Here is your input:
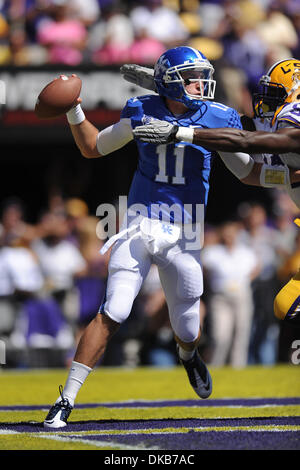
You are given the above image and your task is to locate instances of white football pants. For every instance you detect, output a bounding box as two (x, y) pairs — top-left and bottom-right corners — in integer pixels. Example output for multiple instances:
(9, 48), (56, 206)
(100, 218), (203, 344)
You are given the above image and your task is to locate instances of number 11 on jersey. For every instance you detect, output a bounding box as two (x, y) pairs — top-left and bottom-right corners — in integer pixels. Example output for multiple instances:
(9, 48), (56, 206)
(155, 144), (186, 185)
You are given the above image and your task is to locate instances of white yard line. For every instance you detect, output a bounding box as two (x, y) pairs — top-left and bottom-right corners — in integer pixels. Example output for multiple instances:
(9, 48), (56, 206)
(36, 433), (160, 450)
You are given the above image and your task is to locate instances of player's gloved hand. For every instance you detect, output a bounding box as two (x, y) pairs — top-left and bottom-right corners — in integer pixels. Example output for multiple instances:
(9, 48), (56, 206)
(133, 120), (179, 144)
(120, 64), (156, 92)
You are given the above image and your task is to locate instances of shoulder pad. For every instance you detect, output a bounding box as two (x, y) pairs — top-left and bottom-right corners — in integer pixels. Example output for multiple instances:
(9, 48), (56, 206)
(273, 102), (300, 128)
(207, 101), (242, 128)
(208, 101), (231, 116)
(128, 93), (159, 105)
(121, 94), (163, 121)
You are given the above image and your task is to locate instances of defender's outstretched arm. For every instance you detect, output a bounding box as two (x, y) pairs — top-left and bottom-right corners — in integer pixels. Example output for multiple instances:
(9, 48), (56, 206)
(132, 118), (300, 153)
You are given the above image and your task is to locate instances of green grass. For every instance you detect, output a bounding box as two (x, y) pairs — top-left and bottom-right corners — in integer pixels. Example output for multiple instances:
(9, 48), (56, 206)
(0, 364), (299, 450)
(0, 364), (299, 405)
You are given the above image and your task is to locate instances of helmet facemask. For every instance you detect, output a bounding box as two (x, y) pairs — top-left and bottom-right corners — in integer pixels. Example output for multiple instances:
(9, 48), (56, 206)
(155, 57), (216, 110)
(290, 70), (300, 100)
(252, 75), (288, 119)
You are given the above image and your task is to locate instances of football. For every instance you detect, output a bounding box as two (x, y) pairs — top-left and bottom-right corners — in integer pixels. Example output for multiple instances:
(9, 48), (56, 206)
(35, 75), (82, 119)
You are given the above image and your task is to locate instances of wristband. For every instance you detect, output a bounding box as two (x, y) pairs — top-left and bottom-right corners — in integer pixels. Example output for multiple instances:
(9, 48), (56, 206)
(259, 164), (290, 187)
(175, 127), (194, 143)
(66, 104), (85, 125)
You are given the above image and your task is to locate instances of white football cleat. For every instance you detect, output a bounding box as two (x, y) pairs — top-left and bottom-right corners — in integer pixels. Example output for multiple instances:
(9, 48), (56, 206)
(44, 386), (73, 428)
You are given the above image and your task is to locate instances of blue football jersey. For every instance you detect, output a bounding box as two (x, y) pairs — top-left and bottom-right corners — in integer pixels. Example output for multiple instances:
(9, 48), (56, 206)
(121, 94), (242, 223)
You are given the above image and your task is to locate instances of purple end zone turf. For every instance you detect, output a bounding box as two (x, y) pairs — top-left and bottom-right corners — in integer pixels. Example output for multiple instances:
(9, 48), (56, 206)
(66, 431), (300, 450)
(1, 416), (300, 433)
(0, 397), (299, 411)
(1, 397), (299, 450)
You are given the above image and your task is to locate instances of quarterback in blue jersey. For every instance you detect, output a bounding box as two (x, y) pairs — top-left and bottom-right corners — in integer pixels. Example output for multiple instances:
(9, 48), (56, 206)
(123, 93), (241, 224)
(44, 46), (243, 428)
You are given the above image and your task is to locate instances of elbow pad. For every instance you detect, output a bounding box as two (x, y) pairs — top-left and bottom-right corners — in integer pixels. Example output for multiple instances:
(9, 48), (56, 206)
(259, 164), (290, 188)
(96, 118), (133, 155)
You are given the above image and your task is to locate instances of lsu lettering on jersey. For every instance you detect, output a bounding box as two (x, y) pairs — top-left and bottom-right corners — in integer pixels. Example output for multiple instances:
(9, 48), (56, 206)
(121, 94), (242, 223)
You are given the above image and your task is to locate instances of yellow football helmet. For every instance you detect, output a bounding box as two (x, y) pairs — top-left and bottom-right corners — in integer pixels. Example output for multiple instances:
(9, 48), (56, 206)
(253, 58), (300, 119)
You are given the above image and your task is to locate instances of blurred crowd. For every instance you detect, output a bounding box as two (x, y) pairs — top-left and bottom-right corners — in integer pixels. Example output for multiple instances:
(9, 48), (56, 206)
(0, 194), (109, 366)
(0, 0), (299, 369)
(0, 189), (299, 369)
(0, 0), (300, 98)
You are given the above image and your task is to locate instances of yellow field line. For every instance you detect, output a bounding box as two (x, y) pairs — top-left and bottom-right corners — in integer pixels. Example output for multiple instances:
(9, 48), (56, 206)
(62, 425), (300, 434)
(0, 424), (297, 437)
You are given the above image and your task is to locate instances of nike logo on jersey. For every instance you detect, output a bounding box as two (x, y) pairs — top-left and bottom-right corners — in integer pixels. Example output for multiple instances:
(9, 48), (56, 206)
(141, 115), (155, 125)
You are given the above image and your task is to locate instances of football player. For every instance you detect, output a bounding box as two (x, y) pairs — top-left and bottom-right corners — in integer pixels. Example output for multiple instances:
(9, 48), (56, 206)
(125, 60), (300, 209)
(274, 217), (300, 326)
(44, 46), (246, 428)
(274, 268), (300, 326)
(124, 60), (300, 327)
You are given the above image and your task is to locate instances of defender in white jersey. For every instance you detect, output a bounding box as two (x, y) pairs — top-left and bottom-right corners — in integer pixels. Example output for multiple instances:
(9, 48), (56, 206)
(124, 59), (300, 327)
